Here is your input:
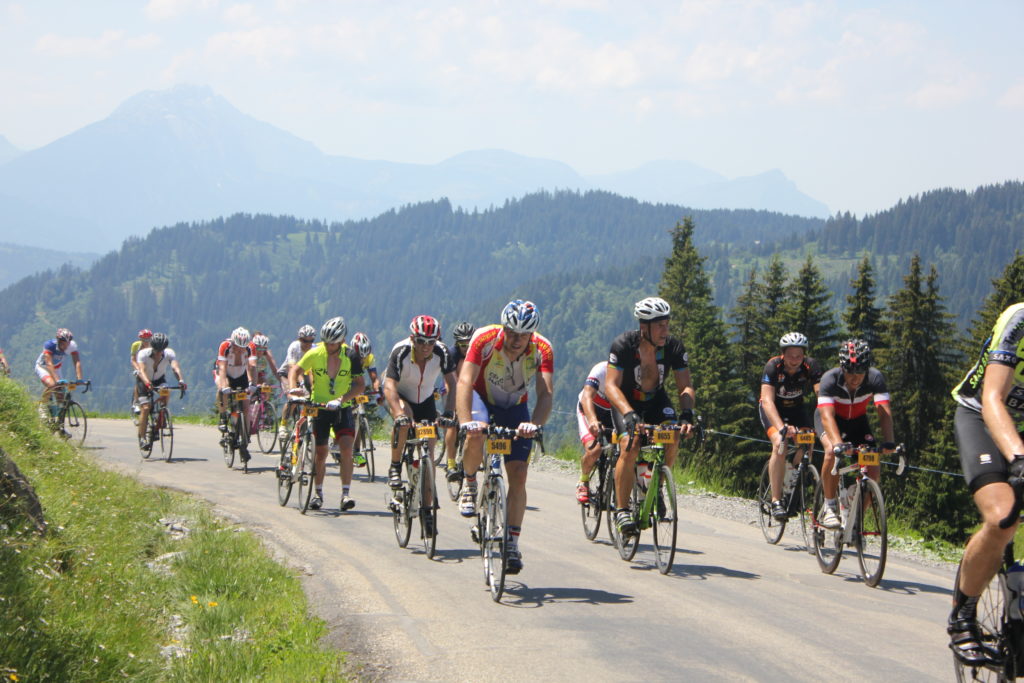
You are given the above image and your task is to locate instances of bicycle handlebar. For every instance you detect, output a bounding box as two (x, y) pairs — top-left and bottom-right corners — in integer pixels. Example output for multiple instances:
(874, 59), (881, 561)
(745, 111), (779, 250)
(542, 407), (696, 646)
(58, 379), (91, 394)
(830, 443), (906, 477)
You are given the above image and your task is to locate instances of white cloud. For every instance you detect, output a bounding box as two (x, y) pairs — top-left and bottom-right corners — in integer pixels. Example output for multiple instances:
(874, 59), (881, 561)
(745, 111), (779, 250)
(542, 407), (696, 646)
(997, 81), (1024, 110)
(6, 2), (27, 24)
(206, 26), (296, 61)
(907, 81), (973, 108)
(223, 3), (259, 26)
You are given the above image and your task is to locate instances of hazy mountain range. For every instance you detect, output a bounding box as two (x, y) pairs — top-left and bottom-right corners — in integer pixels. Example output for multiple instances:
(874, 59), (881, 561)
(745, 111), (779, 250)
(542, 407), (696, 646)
(0, 85), (829, 253)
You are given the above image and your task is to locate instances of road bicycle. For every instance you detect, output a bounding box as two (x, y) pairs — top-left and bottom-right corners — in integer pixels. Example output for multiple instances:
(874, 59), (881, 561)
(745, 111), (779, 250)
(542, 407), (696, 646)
(812, 443), (906, 587)
(388, 420), (440, 559)
(352, 392), (377, 482)
(437, 417), (466, 501)
(951, 473), (1024, 682)
(248, 383), (279, 454)
(220, 388), (251, 472)
(468, 424), (543, 602)
(276, 398), (331, 513)
(756, 427), (819, 547)
(608, 423), (679, 575)
(139, 385), (185, 462)
(38, 379), (91, 446)
(580, 429), (618, 541)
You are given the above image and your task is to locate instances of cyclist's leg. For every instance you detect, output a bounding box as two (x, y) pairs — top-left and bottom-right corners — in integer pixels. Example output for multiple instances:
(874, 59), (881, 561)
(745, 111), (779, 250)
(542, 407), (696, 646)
(610, 406), (640, 517)
(335, 408), (356, 506)
(459, 393), (489, 515)
(311, 413), (332, 492)
(137, 379), (153, 441)
(576, 402), (602, 480)
(814, 408), (842, 499)
(410, 398), (438, 504)
(444, 418), (458, 470)
(760, 402), (788, 501)
(390, 398), (413, 468)
(650, 391), (679, 468)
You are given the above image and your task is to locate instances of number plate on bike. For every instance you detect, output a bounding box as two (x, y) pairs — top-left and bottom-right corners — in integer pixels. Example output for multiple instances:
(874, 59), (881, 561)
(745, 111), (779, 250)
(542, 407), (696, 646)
(488, 438), (512, 455)
(356, 394), (369, 404)
(653, 429), (675, 444)
(416, 425), (437, 439)
(261, 386), (272, 395)
(303, 406), (318, 417)
(858, 450), (880, 466)
(234, 391), (248, 402)
(796, 432), (815, 445)
(158, 387), (170, 398)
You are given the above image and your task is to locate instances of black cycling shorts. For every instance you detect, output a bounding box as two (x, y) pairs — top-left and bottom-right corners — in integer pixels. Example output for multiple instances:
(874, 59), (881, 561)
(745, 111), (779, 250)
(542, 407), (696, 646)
(313, 406), (355, 446)
(759, 402), (813, 435)
(813, 410), (874, 447)
(611, 389), (677, 435)
(956, 404), (1024, 494)
(401, 394), (437, 423)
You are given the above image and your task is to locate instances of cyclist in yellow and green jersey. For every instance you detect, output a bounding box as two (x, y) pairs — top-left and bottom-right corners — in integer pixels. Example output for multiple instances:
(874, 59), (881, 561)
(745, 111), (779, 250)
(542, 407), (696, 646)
(349, 332), (380, 467)
(130, 329), (153, 415)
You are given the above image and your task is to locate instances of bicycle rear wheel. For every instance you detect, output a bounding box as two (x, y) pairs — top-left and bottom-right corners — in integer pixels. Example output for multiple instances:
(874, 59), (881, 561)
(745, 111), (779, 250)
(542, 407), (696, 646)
(236, 412), (249, 473)
(855, 478), (888, 587)
(63, 401), (87, 446)
(256, 401), (278, 453)
(797, 464), (820, 552)
(757, 460), (785, 544)
(811, 478), (842, 574)
(446, 437), (465, 501)
(952, 553), (1012, 682)
(277, 437), (296, 506)
(159, 409), (174, 462)
(652, 465), (678, 575)
(581, 457), (605, 541)
(298, 436), (317, 514)
(608, 481), (639, 562)
(393, 481), (413, 548)
(483, 480), (508, 602)
(362, 417), (376, 483)
(420, 458), (438, 559)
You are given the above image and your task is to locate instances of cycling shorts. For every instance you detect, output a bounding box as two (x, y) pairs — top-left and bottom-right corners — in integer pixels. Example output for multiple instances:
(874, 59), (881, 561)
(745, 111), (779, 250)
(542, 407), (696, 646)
(813, 410), (874, 447)
(576, 401), (614, 446)
(759, 402), (813, 436)
(402, 394), (437, 424)
(313, 407), (354, 446)
(471, 391), (533, 463)
(36, 364), (66, 382)
(136, 375), (167, 405)
(611, 388), (677, 436)
(956, 404), (1023, 494)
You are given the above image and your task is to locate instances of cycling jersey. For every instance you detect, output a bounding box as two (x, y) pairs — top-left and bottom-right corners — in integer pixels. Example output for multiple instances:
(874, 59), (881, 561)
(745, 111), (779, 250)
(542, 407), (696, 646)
(280, 340), (317, 371)
(607, 330), (688, 404)
(761, 356), (823, 409)
(130, 340), (143, 360)
(136, 347), (177, 381)
(385, 339), (455, 404)
(465, 324), (554, 409)
(816, 367), (890, 420)
(36, 339), (79, 369)
(296, 344), (362, 403)
(216, 340), (251, 379)
(954, 302), (1024, 420)
(578, 361), (612, 410)
(361, 352), (377, 374)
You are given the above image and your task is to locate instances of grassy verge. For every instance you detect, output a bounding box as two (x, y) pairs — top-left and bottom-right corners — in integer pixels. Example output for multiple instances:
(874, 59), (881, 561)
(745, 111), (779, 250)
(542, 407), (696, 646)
(0, 378), (344, 681)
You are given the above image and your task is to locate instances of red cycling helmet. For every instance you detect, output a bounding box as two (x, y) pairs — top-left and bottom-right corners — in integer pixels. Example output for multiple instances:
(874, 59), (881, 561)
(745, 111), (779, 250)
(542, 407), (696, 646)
(138, 329), (153, 339)
(56, 328), (73, 342)
(409, 315), (441, 340)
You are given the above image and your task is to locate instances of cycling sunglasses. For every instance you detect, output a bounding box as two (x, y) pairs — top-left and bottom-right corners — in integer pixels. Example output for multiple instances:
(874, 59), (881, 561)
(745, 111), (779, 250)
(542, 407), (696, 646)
(413, 336), (437, 345)
(299, 337), (315, 343)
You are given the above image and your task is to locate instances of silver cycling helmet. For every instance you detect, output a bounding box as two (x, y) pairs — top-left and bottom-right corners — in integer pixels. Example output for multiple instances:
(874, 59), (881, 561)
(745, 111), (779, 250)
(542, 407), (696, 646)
(320, 317), (347, 343)
(297, 324), (316, 340)
(634, 297), (671, 321)
(779, 332), (809, 349)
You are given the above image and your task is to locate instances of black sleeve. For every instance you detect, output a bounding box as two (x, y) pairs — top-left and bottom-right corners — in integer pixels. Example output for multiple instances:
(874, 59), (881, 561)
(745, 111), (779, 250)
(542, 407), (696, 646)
(385, 346), (403, 381)
(437, 342), (456, 374)
(608, 333), (629, 369)
(666, 337), (689, 370)
(807, 357), (824, 383)
(347, 347), (363, 376)
(761, 358), (779, 385)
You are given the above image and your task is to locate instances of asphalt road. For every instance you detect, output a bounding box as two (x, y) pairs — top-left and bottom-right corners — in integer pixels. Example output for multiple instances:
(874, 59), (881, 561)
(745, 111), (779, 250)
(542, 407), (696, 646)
(85, 419), (955, 681)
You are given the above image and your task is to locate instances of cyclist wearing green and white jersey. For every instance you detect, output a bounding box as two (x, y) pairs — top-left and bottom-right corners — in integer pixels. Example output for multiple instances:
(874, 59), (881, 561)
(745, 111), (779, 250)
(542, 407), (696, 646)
(948, 302), (1024, 666)
(287, 317), (364, 512)
(247, 332), (280, 385)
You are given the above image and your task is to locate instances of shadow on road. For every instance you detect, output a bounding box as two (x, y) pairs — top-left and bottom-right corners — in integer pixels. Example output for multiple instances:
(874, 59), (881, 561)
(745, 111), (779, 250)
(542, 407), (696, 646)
(846, 575), (952, 596)
(425, 547), (479, 563)
(152, 457), (208, 464)
(629, 562), (760, 581)
(501, 583), (635, 608)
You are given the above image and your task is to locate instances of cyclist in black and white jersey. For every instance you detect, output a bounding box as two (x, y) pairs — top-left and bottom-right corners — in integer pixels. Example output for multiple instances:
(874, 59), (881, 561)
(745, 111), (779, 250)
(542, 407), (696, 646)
(443, 321), (475, 480)
(575, 360), (615, 503)
(384, 315), (457, 489)
(759, 332), (823, 520)
(136, 333), (186, 452)
(605, 297), (695, 536)
(947, 302), (1024, 666)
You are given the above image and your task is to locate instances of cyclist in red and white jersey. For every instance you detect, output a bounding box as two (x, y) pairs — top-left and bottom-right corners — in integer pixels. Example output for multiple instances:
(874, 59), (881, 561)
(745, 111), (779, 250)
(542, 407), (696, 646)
(248, 332), (280, 385)
(457, 300), (553, 575)
(384, 316), (457, 489)
(814, 339), (896, 529)
(575, 360), (615, 503)
(214, 327), (257, 461)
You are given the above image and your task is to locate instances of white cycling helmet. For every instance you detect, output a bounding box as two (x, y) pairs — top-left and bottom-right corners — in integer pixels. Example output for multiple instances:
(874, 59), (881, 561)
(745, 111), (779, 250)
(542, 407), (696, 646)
(779, 332), (809, 349)
(634, 297), (671, 321)
(320, 317), (347, 343)
(500, 300), (540, 333)
(297, 324), (316, 339)
(352, 332), (371, 357)
(251, 333), (270, 350)
(231, 327), (250, 347)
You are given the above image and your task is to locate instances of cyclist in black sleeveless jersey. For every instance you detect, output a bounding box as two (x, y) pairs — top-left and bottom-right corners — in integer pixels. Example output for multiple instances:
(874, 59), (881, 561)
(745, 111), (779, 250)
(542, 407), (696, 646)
(759, 332), (823, 520)
(605, 297), (695, 536)
(947, 302), (1024, 666)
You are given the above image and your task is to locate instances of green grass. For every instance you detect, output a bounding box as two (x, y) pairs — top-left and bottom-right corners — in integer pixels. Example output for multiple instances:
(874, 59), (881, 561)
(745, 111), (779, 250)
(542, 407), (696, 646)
(0, 378), (344, 681)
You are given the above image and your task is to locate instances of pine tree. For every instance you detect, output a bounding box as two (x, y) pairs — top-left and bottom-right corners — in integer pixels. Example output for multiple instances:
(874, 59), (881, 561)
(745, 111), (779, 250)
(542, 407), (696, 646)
(843, 253), (883, 348)
(729, 265), (767, 396)
(660, 217), (760, 493)
(779, 253), (839, 359)
(760, 254), (790, 353)
(966, 250), (1024, 347)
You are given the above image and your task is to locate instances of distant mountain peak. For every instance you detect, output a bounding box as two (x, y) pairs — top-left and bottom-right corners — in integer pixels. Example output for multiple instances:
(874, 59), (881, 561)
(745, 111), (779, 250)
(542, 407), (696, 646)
(110, 84), (238, 124)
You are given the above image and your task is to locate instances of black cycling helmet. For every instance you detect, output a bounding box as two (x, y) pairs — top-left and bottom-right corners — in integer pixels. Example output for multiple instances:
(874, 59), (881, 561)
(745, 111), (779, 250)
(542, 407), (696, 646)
(151, 333), (169, 351)
(453, 321), (475, 342)
(838, 338), (872, 373)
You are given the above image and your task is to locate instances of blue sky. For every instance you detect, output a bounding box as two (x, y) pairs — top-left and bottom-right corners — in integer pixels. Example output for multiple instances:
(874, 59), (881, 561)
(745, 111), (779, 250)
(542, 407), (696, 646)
(2, 0), (1021, 216)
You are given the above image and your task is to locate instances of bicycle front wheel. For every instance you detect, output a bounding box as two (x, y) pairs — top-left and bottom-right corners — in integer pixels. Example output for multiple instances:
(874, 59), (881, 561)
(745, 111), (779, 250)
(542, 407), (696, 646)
(952, 555), (1010, 682)
(855, 478), (888, 587)
(393, 483), (413, 548)
(256, 402), (278, 453)
(420, 458), (438, 559)
(608, 481), (639, 562)
(139, 416), (154, 459)
(277, 437), (296, 506)
(236, 412), (249, 473)
(298, 436), (317, 514)
(757, 460), (785, 544)
(581, 458), (605, 541)
(811, 478), (842, 574)
(160, 409), (174, 462)
(797, 464), (820, 552)
(362, 417), (376, 483)
(652, 465), (678, 575)
(63, 401), (88, 446)
(483, 480), (508, 602)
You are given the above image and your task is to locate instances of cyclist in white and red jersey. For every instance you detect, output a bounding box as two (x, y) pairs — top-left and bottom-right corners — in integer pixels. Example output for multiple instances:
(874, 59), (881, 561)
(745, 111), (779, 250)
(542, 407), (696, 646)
(575, 360), (615, 503)
(214, 327), (257, 461)
(384, 316), (457, 490)
(248, 332), (280, 385)
(443, 321), (475, 479)
(136, 333), (186, 451)
(36, 328), (83, 391)
(814, 339), (896, 529)
(277, 324), (317, 440)
(457, 300), (553, 575)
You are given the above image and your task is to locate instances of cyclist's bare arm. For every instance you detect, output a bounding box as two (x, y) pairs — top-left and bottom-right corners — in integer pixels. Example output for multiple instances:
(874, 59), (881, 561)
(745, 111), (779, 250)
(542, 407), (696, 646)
(170, 359), (184, 384)
(367, 368), (381, 394)
(759, 383), (787, 435)
(818, 403), (843, 447)
(581, 385), (602, 438)
(265, 350), (280, 379)
(341, 375), (365, 404)
(982, 363), (1024, 463)
(674, 367), (695, 436)
(286, 365), (306, 394)
(71, 351), (82, 380)
(442, 370), (457, 413)
(456, 360), (482, 427)
(530, 369), (554, 428)
(604, 364), (631, 417)
(383, 377), (404, 418)
(875, 400), (896, 448)
(216, 360), (230, 390)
